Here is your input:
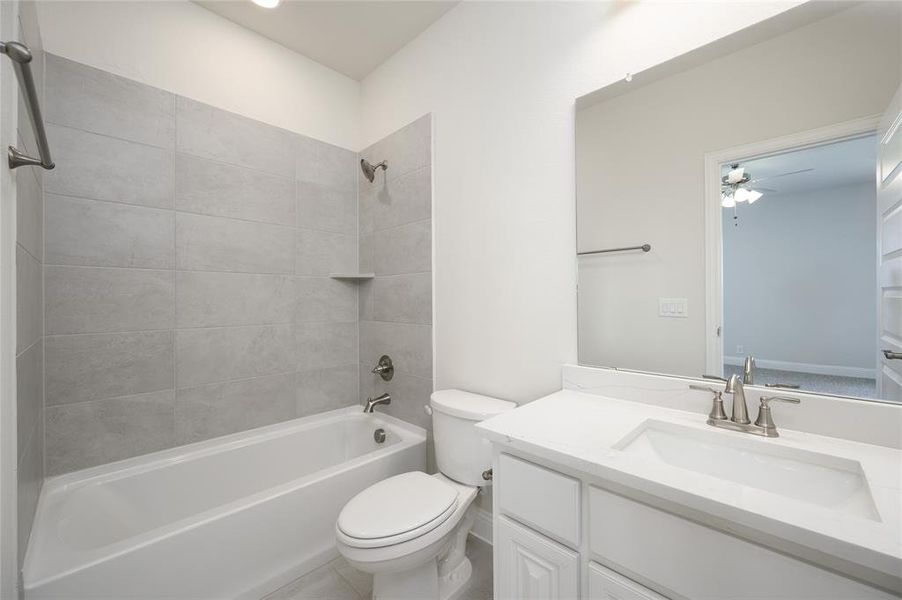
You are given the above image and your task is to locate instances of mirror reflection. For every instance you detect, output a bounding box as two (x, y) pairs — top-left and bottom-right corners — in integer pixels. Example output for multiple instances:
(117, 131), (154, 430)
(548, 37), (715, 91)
(576, 2), (901, 403)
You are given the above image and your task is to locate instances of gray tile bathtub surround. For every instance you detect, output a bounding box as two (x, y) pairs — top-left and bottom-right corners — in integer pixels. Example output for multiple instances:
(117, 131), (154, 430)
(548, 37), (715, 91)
(175, 373), (296, 444)
(45, 331), (174, 406)
(296, 228), (357, 275)
(175, 324), (296, 388)
(297, 364), (359, 417)
(297, 181), (356, 234)
(45, 391), (177, 475)
(359, 166), (431, 233)
(45, 266), (174, 335)
(16, 245), (41, 354)
(45, 54), (176, 148)
(16, 166), (42, 261)
(372, 273), (432, 325)
(296, 322), (358, 371)
(295, 135), (358, 192)
(295, 277), (357, 323)
(175, 153), (295, 226)
(358, 115), (433, 433)
(45, 194), (174, 268)
(16, 340), (43, 461)
(45, 124), (175, 209)
(176, 271), (295, 328)
(176, 212), (295, 274)
(176, 96), (294, 177)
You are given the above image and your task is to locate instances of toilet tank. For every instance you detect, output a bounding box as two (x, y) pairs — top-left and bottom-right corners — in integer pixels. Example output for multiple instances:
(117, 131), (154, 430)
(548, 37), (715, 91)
(430, 390), (516, 486)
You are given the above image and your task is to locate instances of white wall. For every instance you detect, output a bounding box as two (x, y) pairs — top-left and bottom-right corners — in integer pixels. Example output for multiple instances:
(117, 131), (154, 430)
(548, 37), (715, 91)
(576, 3), (900, 378)
(35, 0), (360, 149)
(360, 1), (800, 403)
(723, 181), (877, 374)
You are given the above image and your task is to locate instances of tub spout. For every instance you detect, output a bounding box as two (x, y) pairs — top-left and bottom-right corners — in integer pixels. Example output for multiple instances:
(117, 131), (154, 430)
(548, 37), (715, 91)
(363, 393), (391, 413)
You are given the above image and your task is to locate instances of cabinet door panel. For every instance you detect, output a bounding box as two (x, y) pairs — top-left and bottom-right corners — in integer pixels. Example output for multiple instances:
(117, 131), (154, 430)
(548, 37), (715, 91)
(497, 516), (579, 600)
(587, 562), (667, 600)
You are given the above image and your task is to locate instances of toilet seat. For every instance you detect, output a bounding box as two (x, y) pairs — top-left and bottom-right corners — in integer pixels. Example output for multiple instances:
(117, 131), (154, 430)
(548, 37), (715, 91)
(337, 472), (459, 549)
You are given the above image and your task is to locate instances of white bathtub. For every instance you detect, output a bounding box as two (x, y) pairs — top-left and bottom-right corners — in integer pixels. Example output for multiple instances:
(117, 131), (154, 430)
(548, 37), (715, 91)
(23, 407), (426, 599)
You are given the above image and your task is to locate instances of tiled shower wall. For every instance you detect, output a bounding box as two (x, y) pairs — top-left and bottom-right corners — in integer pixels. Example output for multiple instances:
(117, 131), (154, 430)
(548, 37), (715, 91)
(42, 55), (361, 475)
(15, 1), (45, 567)
(358, 117), (434, 454)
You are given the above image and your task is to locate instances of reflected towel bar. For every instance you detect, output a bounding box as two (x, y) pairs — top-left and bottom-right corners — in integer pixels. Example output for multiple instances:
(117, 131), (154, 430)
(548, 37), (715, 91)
(1, 41), (54, 170)
(578, 243), (651, 256)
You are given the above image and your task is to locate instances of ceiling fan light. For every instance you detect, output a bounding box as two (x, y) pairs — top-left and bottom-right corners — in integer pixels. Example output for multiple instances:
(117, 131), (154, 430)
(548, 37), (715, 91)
(746, 189), (763, 204)
(734, 188), (752, 203)
(251, 0), (280, 8)
(721, 193), (736, 208)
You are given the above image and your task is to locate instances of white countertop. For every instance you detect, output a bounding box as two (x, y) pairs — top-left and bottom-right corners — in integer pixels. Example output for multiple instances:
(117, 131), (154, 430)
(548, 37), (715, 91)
(476, 389), (902, 589)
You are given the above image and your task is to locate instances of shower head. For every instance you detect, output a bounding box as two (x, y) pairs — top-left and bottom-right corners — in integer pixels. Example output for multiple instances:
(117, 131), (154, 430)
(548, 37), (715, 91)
(360, 159), (388, 183)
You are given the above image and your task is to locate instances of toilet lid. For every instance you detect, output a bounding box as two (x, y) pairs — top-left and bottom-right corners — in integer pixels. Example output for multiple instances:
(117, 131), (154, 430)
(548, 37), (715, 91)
(337, 472), (458, 543)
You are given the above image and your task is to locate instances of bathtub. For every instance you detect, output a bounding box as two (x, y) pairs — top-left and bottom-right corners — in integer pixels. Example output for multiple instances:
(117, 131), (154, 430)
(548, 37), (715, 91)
(23, 406), (426, 599)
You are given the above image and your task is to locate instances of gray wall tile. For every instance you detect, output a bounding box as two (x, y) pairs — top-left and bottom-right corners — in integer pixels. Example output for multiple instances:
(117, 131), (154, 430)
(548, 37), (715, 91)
(358, 280), (374, 321)
(373, 220), (431, 275)
(16, 166), (42, 261)
(296, 322), (357, 370)
(175, 373), (296, 444)
(17, 418), (43, 566)
(16, 245), (41, 354)
(372, 273), (432, 324)
(297, 181), (356, 234)
(45, 54), (176, 148)
(358, 234), (373, 274)
(295, 277), (357, 323)
(359, 166), (431, 233)
(45, 124), (175, 209)
(360, 369), (433, 431)
(45, 194), (174, 268)
(176, 271), (294, 328)
(296, 229), (356, 275)
(16, 339), (43, 461)
(176, 324), (295, 388)
(359, 114), (430, 185)
(45, 391), (176, 475)
(176, 153), (295, 226)
(176, 212), (295, 274)
(360, 321), (432, 380)
(45, 331), (173, 405)
(45, 266), (174, 335)
(176, 97), (294, 177)
(295, 135), (357, 191)
(297, 364), (358, 417)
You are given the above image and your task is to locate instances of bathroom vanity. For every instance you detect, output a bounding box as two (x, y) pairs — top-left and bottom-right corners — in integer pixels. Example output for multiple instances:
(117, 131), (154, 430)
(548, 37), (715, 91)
(477, 366), (902, 600)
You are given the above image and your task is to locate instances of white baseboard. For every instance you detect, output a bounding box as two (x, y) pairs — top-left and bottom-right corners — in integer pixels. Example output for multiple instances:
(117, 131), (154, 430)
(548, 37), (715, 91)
(723, 356), (875, 379)
(469, 507), (493, 545)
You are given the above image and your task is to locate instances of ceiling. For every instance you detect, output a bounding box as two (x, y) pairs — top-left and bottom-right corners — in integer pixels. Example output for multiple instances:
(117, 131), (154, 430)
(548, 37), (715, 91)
(196, 0), (458, 80)
(723, 134), (877, 196)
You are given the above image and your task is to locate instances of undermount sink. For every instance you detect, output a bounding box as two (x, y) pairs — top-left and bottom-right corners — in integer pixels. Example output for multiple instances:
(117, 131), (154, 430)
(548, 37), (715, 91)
(614, 420), (881, 521)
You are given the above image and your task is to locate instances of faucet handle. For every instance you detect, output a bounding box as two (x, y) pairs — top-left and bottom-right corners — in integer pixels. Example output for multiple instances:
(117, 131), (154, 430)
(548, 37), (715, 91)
(754, 395), (800, 434)
(690, 384), (728, 421)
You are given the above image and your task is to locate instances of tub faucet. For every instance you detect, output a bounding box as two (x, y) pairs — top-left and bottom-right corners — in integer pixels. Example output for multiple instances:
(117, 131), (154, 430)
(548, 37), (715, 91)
(363, 393), (391, 413)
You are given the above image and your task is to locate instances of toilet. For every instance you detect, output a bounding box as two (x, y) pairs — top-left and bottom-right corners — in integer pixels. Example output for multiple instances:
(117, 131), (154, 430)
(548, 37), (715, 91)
(335, 390), (515, 600)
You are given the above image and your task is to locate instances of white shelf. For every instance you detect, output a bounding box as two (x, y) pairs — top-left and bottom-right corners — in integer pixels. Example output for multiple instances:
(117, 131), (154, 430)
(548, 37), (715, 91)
(329, 273), (375, 280)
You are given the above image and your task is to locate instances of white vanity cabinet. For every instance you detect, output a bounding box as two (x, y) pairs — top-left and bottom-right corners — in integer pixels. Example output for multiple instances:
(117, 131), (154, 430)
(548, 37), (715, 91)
(492, 451), (897, 600)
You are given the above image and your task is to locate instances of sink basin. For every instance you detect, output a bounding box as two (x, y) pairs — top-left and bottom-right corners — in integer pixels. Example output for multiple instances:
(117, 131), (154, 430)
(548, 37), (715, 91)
(614, 420), (881, 521)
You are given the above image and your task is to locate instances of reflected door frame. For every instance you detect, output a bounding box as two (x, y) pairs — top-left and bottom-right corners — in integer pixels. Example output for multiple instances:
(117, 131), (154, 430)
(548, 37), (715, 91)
(702, 115), (881, 376)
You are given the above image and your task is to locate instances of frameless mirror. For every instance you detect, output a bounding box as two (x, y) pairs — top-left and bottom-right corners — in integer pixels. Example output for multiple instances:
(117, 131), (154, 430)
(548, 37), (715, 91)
(575, 2), (902, 403)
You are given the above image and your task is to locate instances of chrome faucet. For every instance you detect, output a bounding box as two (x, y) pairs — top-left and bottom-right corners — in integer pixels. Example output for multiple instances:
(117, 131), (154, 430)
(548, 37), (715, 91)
(695, 374), (799, 437)
(742, 355), (755, 385)
(363, 393), (391, 413)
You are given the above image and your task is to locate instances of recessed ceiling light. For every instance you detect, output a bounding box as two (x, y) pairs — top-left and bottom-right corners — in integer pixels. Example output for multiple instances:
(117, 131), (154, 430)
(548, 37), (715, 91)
(252, 0), (280, 8)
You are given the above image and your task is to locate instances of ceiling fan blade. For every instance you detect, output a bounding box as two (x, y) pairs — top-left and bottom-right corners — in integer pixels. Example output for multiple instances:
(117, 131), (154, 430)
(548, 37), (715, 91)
(755, 187), (778, 193)
(749, 168), (814, 183)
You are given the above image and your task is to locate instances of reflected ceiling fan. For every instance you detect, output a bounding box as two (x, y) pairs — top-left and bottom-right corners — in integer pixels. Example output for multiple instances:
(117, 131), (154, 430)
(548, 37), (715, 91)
(721, 163), (814, 225)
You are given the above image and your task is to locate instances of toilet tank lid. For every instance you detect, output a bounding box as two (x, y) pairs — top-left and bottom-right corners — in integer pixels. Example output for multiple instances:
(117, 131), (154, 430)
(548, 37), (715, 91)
(430, 389), (517, 420)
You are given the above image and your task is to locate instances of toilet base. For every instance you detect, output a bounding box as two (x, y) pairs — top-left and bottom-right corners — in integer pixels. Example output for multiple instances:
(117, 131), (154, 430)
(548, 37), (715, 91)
(371, 510), (475, 600)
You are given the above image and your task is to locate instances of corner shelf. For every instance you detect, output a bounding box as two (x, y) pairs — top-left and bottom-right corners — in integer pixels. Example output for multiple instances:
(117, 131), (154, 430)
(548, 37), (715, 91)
(329, 273), (375, 281)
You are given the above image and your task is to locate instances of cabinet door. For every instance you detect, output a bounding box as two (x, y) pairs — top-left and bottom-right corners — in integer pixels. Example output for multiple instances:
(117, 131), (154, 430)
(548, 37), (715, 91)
(496, 516), (579, 600)
(587, 563), (667, 600)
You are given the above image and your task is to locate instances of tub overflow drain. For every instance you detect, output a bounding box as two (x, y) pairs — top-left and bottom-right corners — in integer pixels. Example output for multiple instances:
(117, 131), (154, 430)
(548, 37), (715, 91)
(374, 428), (386, 444)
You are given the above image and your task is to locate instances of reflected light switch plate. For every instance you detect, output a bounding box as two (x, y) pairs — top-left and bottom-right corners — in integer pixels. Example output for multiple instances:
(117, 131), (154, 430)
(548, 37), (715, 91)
(659, 297), (688, 318)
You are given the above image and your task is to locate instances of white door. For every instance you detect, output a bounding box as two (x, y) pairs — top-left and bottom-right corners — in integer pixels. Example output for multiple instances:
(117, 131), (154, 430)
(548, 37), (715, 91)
(877, 83), (902, 402)
(496, 516), (579, 600)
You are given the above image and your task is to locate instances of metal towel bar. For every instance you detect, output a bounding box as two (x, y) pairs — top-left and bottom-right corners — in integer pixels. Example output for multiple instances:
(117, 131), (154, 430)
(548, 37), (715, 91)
(578, 243), (651, 256)
(1, 41), (54, 170)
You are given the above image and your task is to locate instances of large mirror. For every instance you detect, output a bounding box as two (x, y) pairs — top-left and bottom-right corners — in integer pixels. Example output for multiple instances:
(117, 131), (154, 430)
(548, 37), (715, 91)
(576, 2), (902, 403)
